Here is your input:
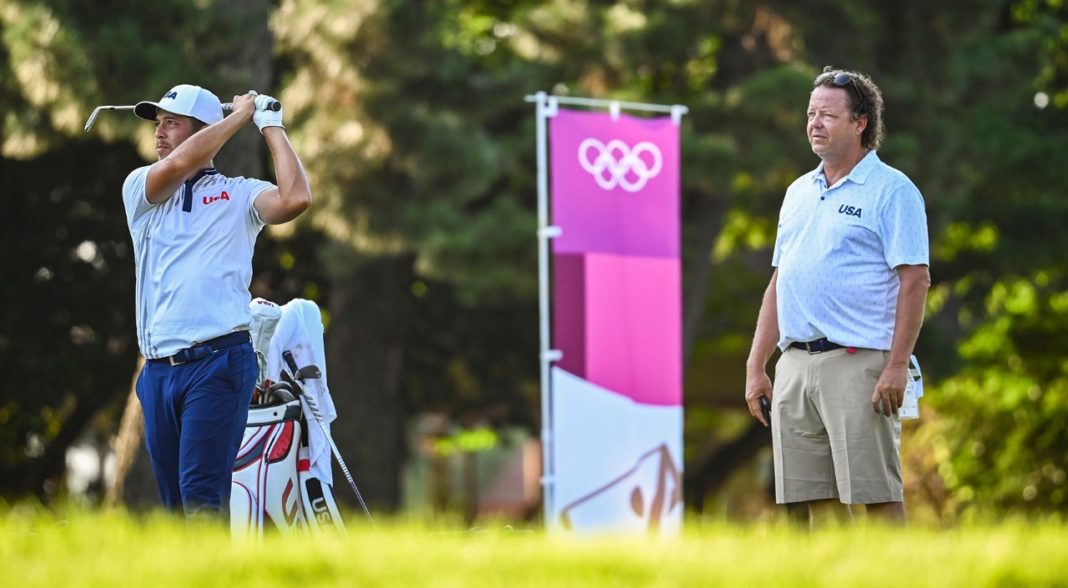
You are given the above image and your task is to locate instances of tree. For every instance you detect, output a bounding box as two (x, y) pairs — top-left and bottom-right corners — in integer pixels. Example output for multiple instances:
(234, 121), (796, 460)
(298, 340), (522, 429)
(0, 140), (141, 498)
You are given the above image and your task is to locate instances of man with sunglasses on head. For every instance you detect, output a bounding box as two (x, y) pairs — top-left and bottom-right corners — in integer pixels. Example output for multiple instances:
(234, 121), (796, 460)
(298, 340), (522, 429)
(744, 67), (930, 526)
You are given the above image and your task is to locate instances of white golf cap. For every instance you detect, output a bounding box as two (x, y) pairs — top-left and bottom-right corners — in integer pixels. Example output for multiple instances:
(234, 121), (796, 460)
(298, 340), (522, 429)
(134, 84), (223, 125)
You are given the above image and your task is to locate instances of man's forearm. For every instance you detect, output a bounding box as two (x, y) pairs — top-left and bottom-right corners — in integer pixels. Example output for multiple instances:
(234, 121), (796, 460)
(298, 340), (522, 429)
(887, 265), (931, 367)
(147, 115), (247, 202)
(266, 130), (311, 202)
(747, 270), (780, 371)
(256, 128), (312, 224)
(167, 115), (246, 173)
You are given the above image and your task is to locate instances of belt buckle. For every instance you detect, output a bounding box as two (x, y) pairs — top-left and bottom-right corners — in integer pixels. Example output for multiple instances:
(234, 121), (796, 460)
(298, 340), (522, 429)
(805, 341), (821, 354)
(168, 355), (184, 366)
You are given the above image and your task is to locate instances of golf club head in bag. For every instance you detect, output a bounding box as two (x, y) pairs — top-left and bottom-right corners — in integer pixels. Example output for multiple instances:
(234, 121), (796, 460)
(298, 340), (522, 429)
(265, 381), (297, 405)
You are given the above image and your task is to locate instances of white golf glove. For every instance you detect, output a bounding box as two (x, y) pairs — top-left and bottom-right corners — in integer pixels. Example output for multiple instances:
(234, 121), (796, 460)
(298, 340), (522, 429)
(252, 94), (284, 133)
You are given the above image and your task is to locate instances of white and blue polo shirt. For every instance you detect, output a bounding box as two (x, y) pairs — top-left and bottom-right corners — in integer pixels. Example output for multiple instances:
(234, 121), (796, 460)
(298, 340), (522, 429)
(123, 166), (273, 359)
(772, 151), (929, 351)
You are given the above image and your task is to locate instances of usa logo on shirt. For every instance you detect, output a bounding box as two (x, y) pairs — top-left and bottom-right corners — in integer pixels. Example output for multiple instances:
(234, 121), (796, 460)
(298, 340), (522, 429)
(838, 204), (862, 218)
(203, 191), (230, 205)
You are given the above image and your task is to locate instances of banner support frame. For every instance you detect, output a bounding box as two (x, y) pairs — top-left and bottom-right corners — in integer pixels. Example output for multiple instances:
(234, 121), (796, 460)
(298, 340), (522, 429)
(526, 91), (688, 530)
(531, 91), (558, 523)
(526, 94), (689, 123)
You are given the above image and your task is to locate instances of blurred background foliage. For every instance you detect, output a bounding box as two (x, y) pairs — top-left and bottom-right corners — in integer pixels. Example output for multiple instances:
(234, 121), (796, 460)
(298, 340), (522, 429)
(1, 0), (1066, 521)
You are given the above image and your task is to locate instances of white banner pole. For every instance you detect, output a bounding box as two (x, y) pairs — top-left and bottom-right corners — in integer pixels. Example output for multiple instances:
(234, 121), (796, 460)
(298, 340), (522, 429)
(532, 91), (558, 525)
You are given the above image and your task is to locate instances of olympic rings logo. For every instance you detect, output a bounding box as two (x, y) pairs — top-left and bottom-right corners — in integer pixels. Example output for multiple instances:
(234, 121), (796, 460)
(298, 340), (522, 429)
(577, 138), (663, 193)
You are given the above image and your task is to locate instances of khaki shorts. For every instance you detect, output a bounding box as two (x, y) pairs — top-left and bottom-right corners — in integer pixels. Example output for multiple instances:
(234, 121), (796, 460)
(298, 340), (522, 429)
(771, 347), (903, 505)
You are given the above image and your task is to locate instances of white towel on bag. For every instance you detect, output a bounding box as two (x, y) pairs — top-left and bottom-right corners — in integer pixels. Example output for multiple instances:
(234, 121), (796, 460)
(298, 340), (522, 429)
(266, 298), (337, 484)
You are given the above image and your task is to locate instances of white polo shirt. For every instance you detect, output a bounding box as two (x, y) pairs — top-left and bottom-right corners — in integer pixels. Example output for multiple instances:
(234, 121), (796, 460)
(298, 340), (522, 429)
(123, 166), (273, 358)
(772, 151), (929, 351)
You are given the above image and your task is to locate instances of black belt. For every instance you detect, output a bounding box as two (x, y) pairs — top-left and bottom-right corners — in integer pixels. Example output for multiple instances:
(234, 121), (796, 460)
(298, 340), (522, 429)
(148, 331), (250, 366)
(789, 338), (845, 353)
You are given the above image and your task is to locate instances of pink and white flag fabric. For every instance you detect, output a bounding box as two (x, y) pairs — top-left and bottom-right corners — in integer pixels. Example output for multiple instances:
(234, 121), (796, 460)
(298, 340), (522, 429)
(549, 108), (682, 534)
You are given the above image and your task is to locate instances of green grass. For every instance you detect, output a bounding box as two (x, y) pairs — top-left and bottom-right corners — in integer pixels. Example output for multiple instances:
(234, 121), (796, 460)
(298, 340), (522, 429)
(2, 507), (1067, 587)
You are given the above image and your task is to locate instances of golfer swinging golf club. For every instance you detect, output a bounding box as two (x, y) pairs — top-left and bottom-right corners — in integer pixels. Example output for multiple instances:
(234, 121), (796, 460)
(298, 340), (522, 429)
(122, 84), (311, 517)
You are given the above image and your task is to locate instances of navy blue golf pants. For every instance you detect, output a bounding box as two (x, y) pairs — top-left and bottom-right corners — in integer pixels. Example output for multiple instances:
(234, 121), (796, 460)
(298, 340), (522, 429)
(136, 343), (256, 516)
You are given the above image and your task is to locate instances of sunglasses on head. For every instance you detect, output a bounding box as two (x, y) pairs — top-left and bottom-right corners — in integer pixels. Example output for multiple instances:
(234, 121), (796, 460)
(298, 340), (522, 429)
(817, 71), (868, 113)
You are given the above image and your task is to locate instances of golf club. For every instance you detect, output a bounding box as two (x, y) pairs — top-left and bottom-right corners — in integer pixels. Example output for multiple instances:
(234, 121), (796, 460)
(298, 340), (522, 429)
(83, 98), (281, 132)
(265, 381), (296, 405)
(281, 350), (374, 523)
(290, 363), (322, 381)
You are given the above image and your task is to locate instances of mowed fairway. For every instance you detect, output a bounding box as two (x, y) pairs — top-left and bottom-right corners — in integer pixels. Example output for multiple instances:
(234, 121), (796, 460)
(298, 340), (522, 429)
(2, 508), (1067, 587)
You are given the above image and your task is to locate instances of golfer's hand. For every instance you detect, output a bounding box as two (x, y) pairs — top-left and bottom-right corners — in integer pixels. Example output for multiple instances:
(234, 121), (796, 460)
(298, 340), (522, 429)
(745, 369), (773, 427)
(230, 92), (257, 121)
(253, 94), (284, 133)
(872, 363), (907, 416)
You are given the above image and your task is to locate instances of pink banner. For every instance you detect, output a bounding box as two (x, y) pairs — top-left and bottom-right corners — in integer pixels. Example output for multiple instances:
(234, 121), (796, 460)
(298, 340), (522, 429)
(551, 110), (679, 259)
(550, 109), (681, 407)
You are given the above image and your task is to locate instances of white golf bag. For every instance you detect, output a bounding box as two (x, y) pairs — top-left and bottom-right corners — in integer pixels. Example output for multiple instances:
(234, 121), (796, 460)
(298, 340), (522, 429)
(230, 297), (346, 538)
(231, 399), (305, 535)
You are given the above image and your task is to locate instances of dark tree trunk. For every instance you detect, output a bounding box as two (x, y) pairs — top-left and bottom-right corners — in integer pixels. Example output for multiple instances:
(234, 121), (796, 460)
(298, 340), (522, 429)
(324, 254), (415, 511)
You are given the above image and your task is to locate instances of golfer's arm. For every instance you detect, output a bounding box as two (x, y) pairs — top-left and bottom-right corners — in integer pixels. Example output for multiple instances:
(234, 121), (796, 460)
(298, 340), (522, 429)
(145, 115), (247, 204)
(254, 128), (312, 225)
(886, 264), (931, 368)
(747, 269), (781, 372)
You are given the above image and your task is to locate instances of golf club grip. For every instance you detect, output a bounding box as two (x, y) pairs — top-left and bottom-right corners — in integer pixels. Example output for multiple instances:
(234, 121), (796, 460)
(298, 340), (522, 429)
(221, 99), (281, 112)
(282, 350), (299, 373)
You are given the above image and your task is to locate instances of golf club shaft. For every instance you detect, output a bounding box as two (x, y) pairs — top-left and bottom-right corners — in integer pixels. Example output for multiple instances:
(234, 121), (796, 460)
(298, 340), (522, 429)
(282, 350), (374, 522)
(300, 393), (374, 522)
(84, 97), (280, 132)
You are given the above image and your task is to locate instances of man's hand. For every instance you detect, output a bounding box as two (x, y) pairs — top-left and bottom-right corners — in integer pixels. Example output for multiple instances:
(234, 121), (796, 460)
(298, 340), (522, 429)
(230, 92), (257, 122)
(874, 264), (929, 417)
(872, 362), (908, 416)
(745, 368), (773, 427)
(253, 94), (284, 133)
